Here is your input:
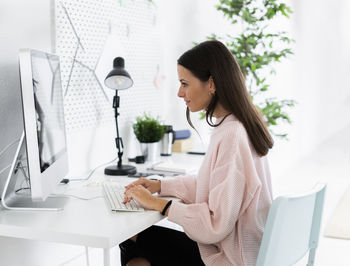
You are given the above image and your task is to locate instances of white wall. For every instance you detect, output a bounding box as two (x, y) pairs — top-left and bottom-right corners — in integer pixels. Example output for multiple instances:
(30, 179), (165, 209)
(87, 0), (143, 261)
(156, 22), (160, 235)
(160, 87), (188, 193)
(268, 0), (350, 177)
(294, 0), (350, 149)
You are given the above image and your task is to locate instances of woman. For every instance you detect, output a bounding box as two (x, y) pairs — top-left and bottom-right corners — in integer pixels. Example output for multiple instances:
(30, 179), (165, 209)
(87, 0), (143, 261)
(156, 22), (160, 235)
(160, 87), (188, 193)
(121, 40), (274, 266)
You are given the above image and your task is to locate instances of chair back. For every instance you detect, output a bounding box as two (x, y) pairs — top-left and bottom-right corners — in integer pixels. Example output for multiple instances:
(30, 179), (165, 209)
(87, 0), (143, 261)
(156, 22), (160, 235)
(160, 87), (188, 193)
(256, 183), (326, 266)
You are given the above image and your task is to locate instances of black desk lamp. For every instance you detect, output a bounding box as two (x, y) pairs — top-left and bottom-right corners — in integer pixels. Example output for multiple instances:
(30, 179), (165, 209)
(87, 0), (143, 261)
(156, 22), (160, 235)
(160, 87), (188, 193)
(104, 57), (137, 175)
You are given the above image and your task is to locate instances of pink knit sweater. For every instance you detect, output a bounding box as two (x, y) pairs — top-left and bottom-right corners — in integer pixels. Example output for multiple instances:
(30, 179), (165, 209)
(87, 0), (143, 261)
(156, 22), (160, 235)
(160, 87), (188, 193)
(159, 115), (273, 266)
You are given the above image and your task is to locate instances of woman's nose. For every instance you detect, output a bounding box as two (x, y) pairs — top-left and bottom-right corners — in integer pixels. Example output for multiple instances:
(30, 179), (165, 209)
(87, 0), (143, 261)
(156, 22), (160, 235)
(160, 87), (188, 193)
(177, 87), (185, 98)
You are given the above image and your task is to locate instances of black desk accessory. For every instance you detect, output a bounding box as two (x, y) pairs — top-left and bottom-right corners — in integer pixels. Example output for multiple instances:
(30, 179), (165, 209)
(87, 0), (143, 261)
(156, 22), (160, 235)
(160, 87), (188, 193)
(104, 57), (136, 175)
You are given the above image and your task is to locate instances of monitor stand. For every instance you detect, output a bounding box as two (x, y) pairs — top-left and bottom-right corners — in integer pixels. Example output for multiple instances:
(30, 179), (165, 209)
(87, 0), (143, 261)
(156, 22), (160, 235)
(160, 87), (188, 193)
(1, 132), (67, 211)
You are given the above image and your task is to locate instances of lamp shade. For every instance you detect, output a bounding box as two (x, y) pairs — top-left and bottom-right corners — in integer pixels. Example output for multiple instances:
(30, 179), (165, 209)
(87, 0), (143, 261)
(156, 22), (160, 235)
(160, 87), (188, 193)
(104, 57), (133, 90)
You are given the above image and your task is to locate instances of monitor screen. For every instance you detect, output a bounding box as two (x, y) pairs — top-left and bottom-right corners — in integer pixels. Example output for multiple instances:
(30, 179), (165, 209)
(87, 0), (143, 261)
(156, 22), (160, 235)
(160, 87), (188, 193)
(17, 49), (69, 201)
(31, 53), (66, 172)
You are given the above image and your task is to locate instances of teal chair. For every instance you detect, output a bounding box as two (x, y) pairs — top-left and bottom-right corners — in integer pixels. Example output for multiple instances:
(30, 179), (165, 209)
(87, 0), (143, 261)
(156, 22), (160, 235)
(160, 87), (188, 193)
(256, 183), (327, 266)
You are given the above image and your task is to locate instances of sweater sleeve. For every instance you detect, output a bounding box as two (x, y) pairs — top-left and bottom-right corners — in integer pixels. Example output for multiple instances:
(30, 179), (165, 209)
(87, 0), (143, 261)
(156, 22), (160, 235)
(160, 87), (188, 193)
(167, 127), (257, 244)
(159, 175), (197, 204)
(167, 161), (246, 244)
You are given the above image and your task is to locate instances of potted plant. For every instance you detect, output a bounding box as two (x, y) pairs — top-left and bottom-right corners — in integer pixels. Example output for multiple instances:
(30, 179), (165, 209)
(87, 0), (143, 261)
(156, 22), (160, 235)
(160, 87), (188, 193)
(132, 113), (165, 162)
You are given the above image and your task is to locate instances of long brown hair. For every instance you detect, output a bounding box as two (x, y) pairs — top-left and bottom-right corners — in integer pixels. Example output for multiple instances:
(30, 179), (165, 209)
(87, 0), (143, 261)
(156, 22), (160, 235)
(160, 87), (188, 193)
(177, 40), (273, 156)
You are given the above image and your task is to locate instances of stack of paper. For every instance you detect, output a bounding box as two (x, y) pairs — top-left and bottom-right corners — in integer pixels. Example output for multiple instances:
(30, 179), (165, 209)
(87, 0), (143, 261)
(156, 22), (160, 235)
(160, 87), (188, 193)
(150, 162), (195, 174)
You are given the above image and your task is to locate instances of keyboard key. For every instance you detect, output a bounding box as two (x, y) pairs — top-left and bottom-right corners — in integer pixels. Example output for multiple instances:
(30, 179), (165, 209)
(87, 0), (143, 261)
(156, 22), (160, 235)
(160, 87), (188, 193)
(102, 182), (144, 212)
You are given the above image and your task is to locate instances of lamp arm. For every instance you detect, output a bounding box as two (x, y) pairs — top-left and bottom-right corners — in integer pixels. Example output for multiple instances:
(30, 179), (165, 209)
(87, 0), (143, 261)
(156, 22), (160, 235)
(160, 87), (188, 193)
(113, 90), (123, 168)
(116, 137), (124, 168)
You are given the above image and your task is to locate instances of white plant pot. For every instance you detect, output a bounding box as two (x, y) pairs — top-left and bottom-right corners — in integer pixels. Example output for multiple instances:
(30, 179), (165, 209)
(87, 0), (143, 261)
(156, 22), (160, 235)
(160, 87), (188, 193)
(140, 142), (159, 163)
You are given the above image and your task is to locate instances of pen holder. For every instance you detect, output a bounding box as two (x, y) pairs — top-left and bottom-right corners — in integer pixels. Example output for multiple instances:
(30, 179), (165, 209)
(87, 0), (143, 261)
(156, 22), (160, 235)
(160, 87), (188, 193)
(140, 142), (159, 163)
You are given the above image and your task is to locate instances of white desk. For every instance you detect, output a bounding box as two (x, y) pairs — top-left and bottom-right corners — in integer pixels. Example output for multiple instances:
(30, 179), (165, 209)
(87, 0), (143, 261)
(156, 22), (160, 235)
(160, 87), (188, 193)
(0, 153), (204, 266)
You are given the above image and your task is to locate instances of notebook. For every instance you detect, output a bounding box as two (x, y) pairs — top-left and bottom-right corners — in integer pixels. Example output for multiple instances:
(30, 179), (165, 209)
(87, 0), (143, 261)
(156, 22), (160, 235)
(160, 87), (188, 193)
(149, 162), (195, 174)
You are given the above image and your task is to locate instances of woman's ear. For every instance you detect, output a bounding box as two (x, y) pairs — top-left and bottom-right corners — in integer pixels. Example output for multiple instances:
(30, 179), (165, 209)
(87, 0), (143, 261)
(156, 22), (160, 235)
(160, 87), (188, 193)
(209, 76), (216, 95)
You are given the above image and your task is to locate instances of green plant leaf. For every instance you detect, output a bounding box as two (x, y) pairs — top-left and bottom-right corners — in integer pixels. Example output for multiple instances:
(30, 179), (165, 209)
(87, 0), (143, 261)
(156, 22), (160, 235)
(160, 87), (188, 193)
(132, 113), (165, 143)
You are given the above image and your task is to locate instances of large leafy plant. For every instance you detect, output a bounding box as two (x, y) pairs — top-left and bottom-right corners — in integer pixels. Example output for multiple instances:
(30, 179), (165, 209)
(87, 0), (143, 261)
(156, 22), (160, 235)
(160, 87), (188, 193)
(201, 0), (295, 138)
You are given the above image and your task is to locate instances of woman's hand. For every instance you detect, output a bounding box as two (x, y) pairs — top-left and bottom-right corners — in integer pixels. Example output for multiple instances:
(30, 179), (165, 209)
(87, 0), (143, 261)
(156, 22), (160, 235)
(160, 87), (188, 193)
(124, 177), (161, 194)
(123, 185), (167, 211)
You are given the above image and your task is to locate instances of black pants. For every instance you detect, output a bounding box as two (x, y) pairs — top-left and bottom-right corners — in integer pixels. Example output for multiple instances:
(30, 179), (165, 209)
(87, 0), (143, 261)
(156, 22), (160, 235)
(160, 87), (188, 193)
(119, 225), (205, 266)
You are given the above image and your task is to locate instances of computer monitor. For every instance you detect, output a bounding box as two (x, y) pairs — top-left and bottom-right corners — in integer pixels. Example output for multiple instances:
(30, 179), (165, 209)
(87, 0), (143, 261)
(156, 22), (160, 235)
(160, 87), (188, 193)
(1, 49), (69, 211)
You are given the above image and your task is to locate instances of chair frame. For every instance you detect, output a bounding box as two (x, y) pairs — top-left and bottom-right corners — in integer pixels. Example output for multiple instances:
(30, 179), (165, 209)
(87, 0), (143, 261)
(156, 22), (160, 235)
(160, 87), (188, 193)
(256, 183), (326, 266)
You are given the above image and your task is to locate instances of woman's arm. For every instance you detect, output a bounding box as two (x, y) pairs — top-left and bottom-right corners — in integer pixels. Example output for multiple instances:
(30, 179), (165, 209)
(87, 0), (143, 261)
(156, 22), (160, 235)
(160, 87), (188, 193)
(166, 130), (261, 244)
(123, 175), (198, 210)
(167, 161), (250, 244)
(159, 175), (197, 204)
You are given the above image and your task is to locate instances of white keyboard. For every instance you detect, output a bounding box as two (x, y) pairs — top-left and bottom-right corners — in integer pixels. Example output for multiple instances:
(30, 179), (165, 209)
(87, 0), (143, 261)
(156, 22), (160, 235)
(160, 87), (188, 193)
(102, 182), (144, 212)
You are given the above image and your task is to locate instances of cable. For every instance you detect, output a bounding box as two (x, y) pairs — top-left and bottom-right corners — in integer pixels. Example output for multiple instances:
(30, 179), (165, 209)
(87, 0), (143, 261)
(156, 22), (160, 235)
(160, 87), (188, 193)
(49, 193), (103, 201)
(15, 187), (30, 193)
(1, 164), (26, 201)
(15, 188), (103, 201)
(0, 164), (12, 176)
(69, 156), (119, 182)
(12, 156), (118, 200)
(0, 138), (20, 160)
(6, 155), (119, 201)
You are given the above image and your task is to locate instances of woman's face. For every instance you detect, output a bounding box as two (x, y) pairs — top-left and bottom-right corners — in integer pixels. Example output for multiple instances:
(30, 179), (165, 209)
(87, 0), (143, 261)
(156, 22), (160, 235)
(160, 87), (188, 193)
(177, 65), (214, 112)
